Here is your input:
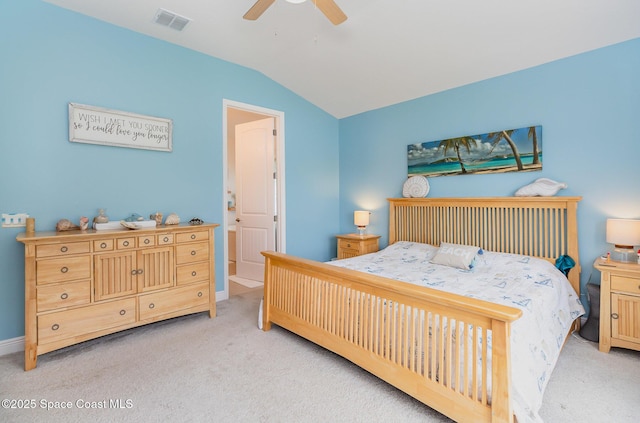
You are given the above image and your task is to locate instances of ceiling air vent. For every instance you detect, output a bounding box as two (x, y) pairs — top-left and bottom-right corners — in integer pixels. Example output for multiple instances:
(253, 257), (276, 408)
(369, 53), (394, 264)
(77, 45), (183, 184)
(153, 8), (191, 31)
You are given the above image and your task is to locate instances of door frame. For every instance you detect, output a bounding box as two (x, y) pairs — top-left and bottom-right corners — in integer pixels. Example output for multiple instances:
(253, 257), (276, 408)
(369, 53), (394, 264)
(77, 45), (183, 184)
(222, 99), (286, 300)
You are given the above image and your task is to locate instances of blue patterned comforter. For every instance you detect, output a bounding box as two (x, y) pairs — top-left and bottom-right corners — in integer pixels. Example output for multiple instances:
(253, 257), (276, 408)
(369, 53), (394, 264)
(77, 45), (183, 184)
(328, 241), (585, 423)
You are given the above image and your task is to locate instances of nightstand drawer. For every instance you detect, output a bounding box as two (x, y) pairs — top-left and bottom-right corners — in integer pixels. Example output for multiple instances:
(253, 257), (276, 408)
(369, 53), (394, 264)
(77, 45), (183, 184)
(338, 239), (362, 252)
(611, 275), (640, 295)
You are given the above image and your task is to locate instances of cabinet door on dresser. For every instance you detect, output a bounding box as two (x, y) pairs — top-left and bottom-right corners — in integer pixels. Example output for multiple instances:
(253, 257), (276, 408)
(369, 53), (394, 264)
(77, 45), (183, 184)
(137, 246), (174, 293)
(94, 251), (137, 301)
(611, 292), (640, 345)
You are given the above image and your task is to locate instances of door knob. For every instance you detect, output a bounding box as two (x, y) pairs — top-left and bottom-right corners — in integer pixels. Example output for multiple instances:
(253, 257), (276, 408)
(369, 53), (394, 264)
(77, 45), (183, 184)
(235, 218), (240, 222)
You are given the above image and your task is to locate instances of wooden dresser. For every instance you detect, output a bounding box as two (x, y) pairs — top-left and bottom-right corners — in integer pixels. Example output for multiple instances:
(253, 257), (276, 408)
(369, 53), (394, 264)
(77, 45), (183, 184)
(594, 258), (640, 353)
(17, 223), (218, 370)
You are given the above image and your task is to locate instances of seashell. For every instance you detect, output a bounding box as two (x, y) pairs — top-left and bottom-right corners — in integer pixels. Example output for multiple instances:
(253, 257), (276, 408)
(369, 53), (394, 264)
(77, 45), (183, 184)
(402, 175), (430, 198)
(79, 216), (89, 231)
(165, 213), (180, 225)
(124, 213), (144, 222)
(515, 178), (568, 197)
(189, 217), (203, 225)
(56, 219), (80, 232)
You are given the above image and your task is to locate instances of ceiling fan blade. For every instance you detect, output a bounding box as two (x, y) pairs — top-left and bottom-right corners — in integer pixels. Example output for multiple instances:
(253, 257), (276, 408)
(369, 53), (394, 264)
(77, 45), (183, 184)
(314, 0), (347, 25)
(243, 0), (276, 21)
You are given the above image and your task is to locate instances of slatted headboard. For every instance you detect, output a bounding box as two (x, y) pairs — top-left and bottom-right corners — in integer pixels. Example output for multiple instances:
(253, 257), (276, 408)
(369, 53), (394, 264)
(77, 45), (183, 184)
(388, 197), (582, 295)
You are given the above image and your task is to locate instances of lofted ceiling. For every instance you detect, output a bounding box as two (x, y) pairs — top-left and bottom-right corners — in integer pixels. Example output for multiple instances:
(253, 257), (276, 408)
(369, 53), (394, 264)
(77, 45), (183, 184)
(44, 0), (640, 119)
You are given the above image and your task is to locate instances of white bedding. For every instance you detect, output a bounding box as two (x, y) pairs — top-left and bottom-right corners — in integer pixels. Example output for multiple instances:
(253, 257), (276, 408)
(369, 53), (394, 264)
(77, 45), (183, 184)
(328, 241), (585, 423)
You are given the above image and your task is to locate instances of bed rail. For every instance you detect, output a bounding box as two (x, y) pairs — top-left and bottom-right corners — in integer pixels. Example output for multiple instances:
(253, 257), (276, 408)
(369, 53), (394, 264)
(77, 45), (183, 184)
(262, 251), (522, 423)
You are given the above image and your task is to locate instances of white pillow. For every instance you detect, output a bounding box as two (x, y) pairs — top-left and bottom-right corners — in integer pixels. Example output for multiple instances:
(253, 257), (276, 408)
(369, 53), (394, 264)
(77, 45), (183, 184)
(430, 242), (483, 270)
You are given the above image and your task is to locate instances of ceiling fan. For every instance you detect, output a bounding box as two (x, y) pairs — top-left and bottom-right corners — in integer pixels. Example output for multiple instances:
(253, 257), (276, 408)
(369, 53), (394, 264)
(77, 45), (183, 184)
(244, 0), (347, 25)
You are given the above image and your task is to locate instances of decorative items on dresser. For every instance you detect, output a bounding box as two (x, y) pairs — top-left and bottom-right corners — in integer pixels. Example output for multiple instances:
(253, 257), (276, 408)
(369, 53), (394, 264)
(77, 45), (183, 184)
(17, 223), (218, 370)
(335, 233), (380, 259)
(594, 258), (640, 353)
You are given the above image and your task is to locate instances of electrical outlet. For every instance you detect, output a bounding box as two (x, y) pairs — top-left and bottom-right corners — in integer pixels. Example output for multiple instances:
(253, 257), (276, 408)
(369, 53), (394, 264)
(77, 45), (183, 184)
(2, 213), (29, 228)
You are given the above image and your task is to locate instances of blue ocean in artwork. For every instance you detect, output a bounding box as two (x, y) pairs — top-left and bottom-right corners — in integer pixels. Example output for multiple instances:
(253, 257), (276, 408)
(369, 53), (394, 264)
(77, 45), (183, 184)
(409, 154), (542, 176)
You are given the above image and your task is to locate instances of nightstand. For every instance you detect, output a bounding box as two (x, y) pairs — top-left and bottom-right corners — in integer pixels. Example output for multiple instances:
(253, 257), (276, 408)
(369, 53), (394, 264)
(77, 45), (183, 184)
(594, 258), (640, 353)
(336, 234), (380, 259)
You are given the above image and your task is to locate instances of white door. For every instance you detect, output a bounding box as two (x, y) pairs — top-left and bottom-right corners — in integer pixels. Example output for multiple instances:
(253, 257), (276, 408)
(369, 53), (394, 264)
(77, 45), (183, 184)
(234, 117), (276, 281)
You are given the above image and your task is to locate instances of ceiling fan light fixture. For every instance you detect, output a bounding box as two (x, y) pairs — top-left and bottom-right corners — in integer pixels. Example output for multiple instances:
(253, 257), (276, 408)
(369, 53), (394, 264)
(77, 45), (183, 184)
(286, 0), (307, 4)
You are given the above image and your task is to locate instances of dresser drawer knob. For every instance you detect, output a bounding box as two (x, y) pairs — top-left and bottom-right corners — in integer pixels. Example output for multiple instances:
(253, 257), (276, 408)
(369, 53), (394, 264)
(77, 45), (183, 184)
(192, 271), (197, 277)
(120, 309), (126, 316)
(137, 269), (144, 275)
(346, 243), (351, 248)
(197, 291), (203, 297)
(60, 293), (68, 300)
(131, 269), (138, 276)
(144, 239), (150, 244)
(60, 267), (68, 273)
(52, 324), (59, 331)
(191, 250), (196, 256)
(60, 246), (68, 253)
(164, 237), (169, 242)
(191, 234), (196, 240)
(149, 303), (155, 309)
(612, 313), (619, 319)
(123, 240), (130, 247)
(100, 242), (107, 249)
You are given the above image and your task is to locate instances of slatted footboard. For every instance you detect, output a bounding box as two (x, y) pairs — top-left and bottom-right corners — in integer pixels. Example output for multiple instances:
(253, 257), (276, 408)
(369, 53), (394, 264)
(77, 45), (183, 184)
(261, 251), (521, 423)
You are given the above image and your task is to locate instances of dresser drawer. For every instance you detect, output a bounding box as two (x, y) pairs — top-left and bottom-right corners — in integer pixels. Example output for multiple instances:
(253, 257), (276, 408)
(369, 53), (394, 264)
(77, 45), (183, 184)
(36, 242), (90, 258)
(116, 237), (136, 250)
(176, 231), (209, 243)
(139, 283), (209, 320)
(94, 239), (114, 252)
(158, 234), (174, 245)
(38, 298), (136, 345)
(37, 280), (90, 312)
(611, 275), (640, 295)
(138, 235), (156, 247)
(176, 242), (209, 265)
(176, 262), (210, 286)
(36, 256), (91, 285)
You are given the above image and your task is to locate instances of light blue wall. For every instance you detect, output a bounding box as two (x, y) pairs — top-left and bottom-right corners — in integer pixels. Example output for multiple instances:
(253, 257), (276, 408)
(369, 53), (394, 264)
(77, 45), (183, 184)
(0, 1), (340, 341)
(339, 38), (640, 309)
(1, 1), (637, 344)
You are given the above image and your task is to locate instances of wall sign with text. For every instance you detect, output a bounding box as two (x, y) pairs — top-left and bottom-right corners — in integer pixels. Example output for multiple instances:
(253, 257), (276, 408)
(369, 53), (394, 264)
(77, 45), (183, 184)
(69, 103), (172, 152)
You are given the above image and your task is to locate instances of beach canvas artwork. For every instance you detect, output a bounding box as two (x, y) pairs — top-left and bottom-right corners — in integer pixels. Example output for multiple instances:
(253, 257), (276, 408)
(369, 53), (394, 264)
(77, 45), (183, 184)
(408, 125), (542, 177)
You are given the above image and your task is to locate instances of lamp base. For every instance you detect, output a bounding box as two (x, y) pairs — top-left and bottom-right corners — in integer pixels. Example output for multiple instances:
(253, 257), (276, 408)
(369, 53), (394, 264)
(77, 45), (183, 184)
(356, 226), (366, 236)
(611, 246), (637, 263)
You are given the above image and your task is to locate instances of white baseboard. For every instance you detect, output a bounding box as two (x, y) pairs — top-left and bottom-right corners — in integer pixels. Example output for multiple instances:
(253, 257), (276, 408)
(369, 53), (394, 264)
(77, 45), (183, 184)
(0, 336), (23, 357)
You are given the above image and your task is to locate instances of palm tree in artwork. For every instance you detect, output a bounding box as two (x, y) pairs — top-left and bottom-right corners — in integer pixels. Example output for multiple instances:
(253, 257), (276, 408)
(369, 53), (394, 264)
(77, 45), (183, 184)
(488, 130), (523, 170)
(528, 126), (540, 165)
(438, 136), (477, 173)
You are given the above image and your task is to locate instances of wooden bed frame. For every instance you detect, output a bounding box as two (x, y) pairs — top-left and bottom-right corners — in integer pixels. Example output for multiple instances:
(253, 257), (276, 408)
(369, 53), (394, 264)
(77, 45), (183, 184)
(261, 197), (581, 423)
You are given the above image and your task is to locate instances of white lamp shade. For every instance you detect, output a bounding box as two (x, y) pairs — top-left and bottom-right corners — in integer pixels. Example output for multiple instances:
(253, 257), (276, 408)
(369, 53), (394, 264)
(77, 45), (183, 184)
(606, 219), (640, 247)
(354, 211), (370, 227)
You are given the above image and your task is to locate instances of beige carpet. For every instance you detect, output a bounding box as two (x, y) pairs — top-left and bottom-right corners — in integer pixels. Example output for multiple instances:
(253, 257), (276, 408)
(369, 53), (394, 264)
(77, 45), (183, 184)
(1, 288), (638, 423)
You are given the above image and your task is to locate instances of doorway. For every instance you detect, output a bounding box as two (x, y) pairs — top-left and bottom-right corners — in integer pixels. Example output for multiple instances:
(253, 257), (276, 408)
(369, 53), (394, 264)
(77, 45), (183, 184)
(222, 100), (286, 299)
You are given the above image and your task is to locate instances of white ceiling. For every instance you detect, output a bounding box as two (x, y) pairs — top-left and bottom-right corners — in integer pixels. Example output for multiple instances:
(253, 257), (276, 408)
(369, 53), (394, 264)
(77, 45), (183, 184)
(44, 0), (640, 119)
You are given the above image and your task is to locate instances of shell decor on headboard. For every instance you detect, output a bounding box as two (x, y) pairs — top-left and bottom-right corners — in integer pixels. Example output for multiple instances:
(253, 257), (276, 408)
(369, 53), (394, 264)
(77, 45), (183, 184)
(402, 175), (430, 198)
(515, 177), (568, 197)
